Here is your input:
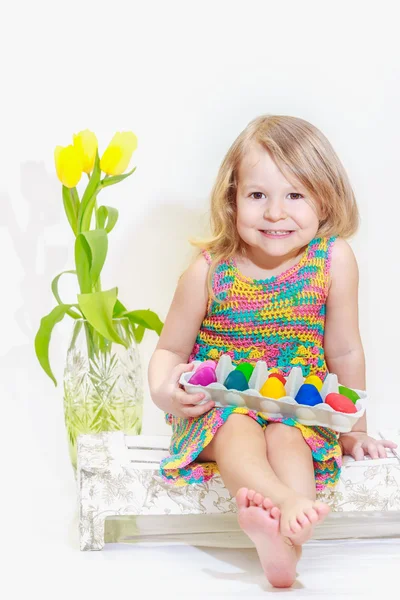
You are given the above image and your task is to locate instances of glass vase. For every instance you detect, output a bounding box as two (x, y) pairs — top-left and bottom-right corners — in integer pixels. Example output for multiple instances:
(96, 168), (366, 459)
(63, 317), (143, 470)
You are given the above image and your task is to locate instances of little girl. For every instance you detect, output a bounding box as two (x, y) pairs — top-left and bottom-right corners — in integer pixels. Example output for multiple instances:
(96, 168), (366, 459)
(148, 114), (397, 588)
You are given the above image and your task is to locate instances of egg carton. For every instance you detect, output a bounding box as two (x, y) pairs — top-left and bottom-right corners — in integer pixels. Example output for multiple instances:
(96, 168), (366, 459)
(180, 354), (366, 433)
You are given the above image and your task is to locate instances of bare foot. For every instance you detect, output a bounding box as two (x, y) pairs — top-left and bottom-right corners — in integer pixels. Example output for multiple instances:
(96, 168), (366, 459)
(236, 488), (298, 588)
(279, 494), (331, 545)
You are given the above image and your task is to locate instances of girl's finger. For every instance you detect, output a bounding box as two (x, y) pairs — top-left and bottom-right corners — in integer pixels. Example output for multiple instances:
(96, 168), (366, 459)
(184, 401), (215, 418)
(174, 388), (204, 405)
(380, 440), (398, 448)
(353, 443), (365, 461)
(367, 442), (379, 459)
(172, 362), (195, 381)
(376, 444), (387, 459)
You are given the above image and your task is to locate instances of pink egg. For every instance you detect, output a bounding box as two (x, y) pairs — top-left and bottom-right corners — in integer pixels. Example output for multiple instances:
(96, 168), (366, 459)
(201, 360), (217, 370)
(188, 366), (217, 386)
(325, 393), (357, 414)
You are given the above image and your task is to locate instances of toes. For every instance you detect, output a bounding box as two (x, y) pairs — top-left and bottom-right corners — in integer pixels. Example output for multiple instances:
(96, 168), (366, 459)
(289, 518), (302, 534)
(236, 488), (249, 509)
(253, 492), (263, 506)
(314, 501), (331, 517)
(270, 506), (281, 520)
(281, 518), (301, 536)
(296, 511), (311, 528)
(305, 507), (319, 524)
(247, 489), (256, 503)
(262, 497), (274, 510)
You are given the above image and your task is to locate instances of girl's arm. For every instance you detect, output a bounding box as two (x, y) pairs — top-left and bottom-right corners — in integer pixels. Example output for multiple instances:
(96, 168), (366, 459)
(324, 238), (367, 432)
(148, 253), (213, 415)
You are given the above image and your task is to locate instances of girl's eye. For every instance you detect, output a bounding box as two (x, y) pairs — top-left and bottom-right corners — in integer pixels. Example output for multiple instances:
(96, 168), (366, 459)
(249, 192), (304, 200)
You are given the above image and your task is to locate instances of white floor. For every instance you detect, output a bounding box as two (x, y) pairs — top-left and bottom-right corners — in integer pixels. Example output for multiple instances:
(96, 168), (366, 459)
(3, 408), (399, 600)
(6, 468), (400, 599)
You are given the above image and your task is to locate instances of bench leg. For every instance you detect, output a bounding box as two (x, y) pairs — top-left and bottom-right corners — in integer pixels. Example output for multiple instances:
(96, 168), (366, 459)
(79, 508), (106, 551)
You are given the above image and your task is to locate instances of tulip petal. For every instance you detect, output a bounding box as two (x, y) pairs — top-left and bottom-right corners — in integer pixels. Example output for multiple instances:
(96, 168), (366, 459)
(54, 144), (83, 188)
(100, 131), (137, 176)
(73, 129), (98, 174)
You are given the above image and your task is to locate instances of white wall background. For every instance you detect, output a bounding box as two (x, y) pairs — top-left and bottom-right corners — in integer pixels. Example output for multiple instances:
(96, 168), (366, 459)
(1, 0), (399, 487)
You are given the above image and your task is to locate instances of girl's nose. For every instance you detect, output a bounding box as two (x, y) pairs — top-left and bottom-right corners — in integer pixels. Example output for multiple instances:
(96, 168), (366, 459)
(263, 199), (287, 221)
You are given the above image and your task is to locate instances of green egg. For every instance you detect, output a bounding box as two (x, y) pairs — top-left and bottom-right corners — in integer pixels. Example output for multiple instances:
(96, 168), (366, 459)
(338, 385), (360, 405)
(235, 362), (255, 382)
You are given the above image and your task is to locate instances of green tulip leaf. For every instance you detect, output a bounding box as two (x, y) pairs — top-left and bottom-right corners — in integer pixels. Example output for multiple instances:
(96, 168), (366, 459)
(77, 287), (128, 347)
(62, 186), (79, 235)
(132, 324), (145, 343)
(111, 300), (145, 343)
(51, 270), (81, 318)
(78, 150), (102, 232)
(100, 166), (136, 189)
(75, 229), (108, 292)
(113, 299), (128, 317)
(83, 229), (108, 287)
(97, 205), (119, 233)
(35, 303), (75, 386)
(122, 309), (163, 335)
(74, 235), (92, 294)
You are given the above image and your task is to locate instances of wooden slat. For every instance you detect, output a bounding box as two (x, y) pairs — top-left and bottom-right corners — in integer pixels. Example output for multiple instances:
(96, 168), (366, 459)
(124, 435), (170, 450)
(122, 432), (400, 463)
(127, 448), (169, 462)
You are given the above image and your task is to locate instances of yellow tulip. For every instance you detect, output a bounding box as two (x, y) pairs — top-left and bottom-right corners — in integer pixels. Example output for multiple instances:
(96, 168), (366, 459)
(100, 131), (138, 176)
(54, 145), (83, 188)
(73, 129), (98, 174)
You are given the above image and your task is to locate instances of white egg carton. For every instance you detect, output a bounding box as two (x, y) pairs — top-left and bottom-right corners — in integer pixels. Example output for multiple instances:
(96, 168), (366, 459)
(180, 354), (366, 433)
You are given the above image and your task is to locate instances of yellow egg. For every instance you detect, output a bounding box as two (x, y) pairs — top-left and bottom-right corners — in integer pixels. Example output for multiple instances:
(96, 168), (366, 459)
(259, 377), (286, 399)
(304, 375), (323, 391)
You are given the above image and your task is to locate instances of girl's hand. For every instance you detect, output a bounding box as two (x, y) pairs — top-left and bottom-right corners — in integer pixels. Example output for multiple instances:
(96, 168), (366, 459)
(168, 363), (215, 419)
(339, 432), (398, 460)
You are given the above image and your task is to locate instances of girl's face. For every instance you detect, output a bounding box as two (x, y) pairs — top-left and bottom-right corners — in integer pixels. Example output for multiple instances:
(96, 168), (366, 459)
(236, 143), (320, 261)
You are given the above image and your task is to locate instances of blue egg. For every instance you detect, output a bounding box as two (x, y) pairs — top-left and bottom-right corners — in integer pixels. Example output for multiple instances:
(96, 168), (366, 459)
(223, 370), (249, 391)
(295, 383), (323, 406)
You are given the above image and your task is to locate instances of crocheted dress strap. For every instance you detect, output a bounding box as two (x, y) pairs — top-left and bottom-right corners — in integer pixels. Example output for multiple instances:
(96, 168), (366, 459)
(201, 249), (213, 265)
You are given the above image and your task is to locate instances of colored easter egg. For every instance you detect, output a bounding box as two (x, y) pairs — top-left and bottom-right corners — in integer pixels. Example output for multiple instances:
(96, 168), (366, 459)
(295, 384), (323, 406)
(304, 375), (323, 392)
(259, 377), (286, 399)
(201, 360), (217, 370)
(325, 393), (357, 414)
(338, 385), (360, 404)
(235, 362), (254, 381)
(268, 372), (286, 385)
(188, 366), (217, 386)
(223, 370), (249, 391)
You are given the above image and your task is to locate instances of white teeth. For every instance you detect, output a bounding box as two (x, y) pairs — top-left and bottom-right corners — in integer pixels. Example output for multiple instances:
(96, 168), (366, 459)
(263, 230), (291, 235)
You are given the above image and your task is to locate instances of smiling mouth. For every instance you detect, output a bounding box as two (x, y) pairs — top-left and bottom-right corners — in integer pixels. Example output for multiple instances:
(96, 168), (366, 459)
(260, 230), (294, 237)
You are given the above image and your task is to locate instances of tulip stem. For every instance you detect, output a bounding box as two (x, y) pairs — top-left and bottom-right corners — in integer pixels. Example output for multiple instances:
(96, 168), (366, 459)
(94, 198), (102, 294)
(95, 198), (99, 228)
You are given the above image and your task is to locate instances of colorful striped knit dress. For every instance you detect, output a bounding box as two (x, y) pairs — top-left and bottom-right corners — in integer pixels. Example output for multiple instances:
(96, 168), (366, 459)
(160, 236), (342, 492)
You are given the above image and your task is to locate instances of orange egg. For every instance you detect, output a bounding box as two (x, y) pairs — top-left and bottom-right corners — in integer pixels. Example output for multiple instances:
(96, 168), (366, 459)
(268, 372), (286, 385)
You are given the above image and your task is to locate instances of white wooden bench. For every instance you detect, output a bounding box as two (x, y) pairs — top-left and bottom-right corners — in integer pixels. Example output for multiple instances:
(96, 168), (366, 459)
(77, 429), (400, 551)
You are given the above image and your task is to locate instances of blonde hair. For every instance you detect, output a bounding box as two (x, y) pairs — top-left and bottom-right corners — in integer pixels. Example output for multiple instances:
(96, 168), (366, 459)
(190, 114), (359, 299)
